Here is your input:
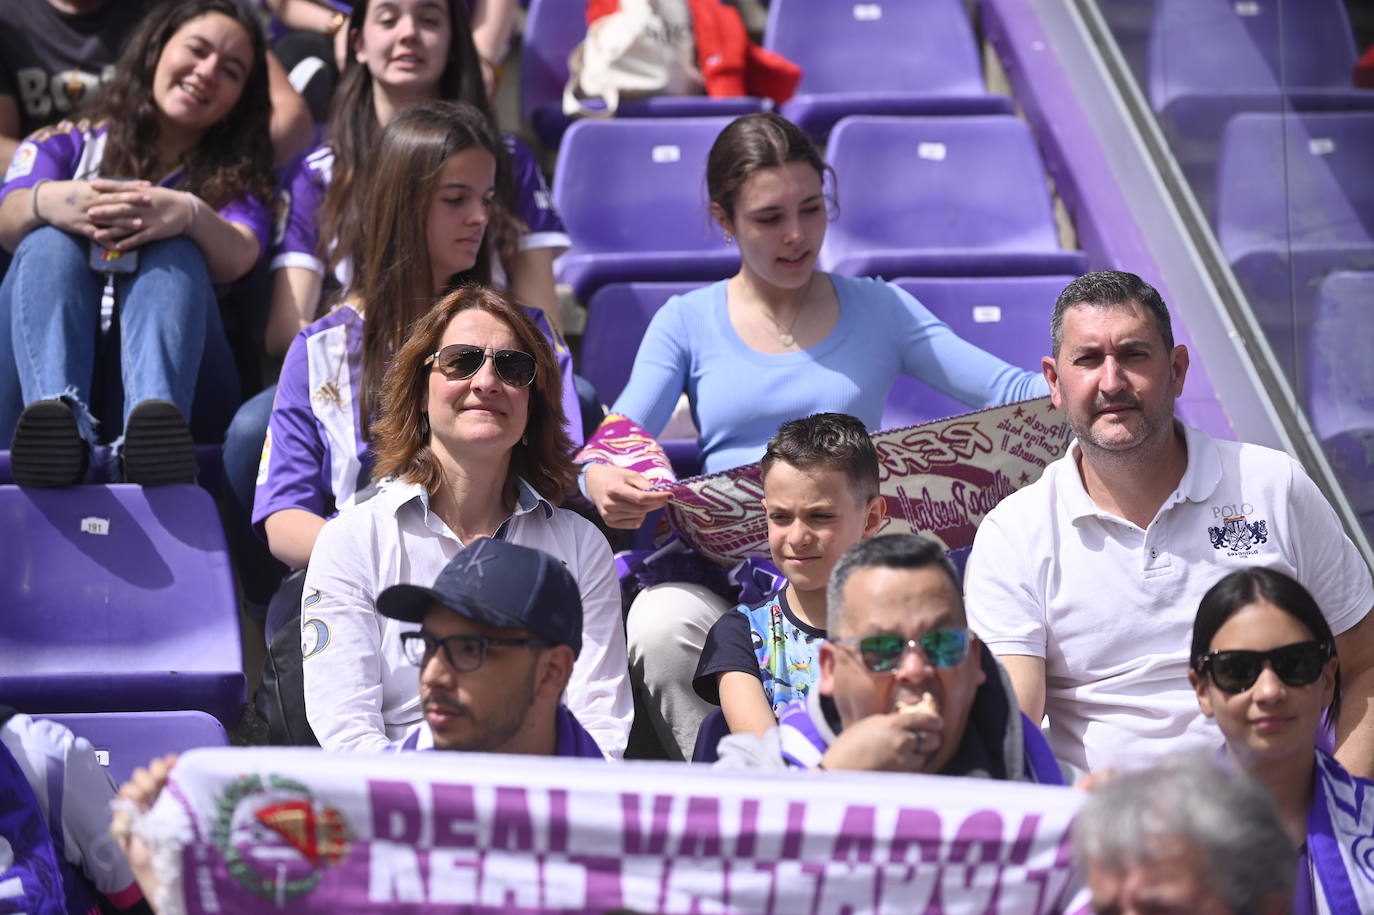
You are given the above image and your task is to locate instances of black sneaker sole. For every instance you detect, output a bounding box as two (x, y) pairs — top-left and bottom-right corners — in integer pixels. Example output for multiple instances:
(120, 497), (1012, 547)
(122, 399), (196, 486)
(11, 399), (88, 487)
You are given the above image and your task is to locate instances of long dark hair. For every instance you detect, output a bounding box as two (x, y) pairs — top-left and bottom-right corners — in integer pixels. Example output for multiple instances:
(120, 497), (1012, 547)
(1191, 567), (1342, 728)
(353, 100), (506, 434)
(371, 286), (575, 504)
(85, 0), (273, 208)
(318, 0), (516, 281)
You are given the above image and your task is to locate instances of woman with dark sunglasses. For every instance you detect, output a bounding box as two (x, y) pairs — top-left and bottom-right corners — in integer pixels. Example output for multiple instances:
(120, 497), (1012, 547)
(1189, 567), (1374, 912)
(300, 285), (632, 758)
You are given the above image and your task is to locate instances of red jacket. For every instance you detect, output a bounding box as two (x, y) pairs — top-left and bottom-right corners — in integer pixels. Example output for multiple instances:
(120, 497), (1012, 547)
(586, 0), (801, 104)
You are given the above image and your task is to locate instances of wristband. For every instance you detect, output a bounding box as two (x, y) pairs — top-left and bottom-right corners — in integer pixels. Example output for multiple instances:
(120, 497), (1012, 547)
(30, 179), (50, 224)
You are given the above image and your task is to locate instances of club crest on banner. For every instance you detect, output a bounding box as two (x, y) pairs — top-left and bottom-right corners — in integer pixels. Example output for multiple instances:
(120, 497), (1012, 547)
(211, 774), (351, 902)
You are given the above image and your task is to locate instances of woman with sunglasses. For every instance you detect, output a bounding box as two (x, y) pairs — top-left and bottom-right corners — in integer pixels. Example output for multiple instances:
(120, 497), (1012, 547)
(1189, 567), (1374, 912)
(247, 101), (574, 636)
(301, 285), (632, 758)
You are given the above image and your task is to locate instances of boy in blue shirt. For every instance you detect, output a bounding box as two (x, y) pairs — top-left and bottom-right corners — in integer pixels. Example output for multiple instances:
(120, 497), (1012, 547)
(692, 413), (885, 735)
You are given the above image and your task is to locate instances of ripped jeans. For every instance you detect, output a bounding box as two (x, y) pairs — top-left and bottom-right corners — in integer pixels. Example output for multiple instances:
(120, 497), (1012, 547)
(0, 226), (237, 446)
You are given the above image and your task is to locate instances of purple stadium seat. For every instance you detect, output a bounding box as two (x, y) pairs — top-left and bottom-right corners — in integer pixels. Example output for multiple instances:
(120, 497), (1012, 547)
(821, 116), (1086, 280)
(1148, 0), (1374, 217)
(38, 711), (229, 786)
(521, 0), (768, 149)
(881, 276), (1068, 428)
(763, 0), (1013, 138)
(0, 484), (246, 723)
(581, 282), (701, 405)
(1304, 271), (1374, 538)
(553, 118), (741, 303)
(1215, 111), (1374, 383)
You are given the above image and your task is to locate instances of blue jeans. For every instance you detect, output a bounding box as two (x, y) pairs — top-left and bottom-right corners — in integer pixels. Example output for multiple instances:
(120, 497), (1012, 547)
(0, 227), (236, 446)
(221, 384), (286, 612)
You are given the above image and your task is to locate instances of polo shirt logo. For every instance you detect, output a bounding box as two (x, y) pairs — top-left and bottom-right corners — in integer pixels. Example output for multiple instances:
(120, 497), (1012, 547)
(1208, 513), (1269, 554)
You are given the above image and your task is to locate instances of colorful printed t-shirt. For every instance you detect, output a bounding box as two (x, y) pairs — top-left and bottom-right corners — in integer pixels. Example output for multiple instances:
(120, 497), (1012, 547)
(694, 589), (825, 716)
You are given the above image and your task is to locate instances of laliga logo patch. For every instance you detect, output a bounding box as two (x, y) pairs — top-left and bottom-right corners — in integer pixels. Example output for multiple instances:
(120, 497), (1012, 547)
(212, 774), (350, 902)
(1208, 513), (1269, 555)
(5, 142), (37, 180)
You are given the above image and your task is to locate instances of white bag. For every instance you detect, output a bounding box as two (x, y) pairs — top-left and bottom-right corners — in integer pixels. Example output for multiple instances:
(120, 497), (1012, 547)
(563, 0), (690, 117)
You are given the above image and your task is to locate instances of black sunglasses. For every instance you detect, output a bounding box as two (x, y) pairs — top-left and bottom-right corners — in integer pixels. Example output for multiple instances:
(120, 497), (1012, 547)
(424, 344), (536, 387)
(400, 630), (553, 673)
(1196, 640), (1331, 693)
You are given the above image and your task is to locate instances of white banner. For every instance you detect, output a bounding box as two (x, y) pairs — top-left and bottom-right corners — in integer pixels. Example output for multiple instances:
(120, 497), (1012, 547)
(139, 748), (1091, 914)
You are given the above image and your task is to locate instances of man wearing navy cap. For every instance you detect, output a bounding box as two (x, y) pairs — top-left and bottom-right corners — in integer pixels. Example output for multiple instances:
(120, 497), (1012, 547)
(377, 538), (604, 758)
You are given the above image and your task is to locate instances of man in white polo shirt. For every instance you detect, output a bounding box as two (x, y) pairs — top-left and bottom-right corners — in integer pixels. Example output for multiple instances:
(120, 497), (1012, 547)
(964, 270), (1374, 777)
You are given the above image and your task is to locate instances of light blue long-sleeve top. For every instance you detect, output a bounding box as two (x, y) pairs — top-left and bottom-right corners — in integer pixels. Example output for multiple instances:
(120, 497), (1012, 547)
(611, 274), (1050, 475)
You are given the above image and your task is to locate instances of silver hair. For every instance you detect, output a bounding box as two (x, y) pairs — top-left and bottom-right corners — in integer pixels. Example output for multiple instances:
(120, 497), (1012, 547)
(1073, 754), (1295, 912)
(825, 534), (962, 635)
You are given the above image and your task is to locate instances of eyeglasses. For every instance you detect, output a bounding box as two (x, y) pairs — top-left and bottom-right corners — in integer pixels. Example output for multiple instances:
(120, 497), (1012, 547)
(400, 630), (553, 672)
(424, 344), (537, 388)
(834, 629), (973, 674)
(1196, 641), (1331, 693)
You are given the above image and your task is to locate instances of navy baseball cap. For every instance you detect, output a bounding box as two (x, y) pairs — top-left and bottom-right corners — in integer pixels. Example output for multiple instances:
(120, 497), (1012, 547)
(376, 538), (583, 657)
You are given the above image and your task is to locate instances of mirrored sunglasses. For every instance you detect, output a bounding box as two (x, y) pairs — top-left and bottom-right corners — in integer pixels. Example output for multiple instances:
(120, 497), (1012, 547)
(837, 628), (973, 674)
(1197, 640), (1331, 693)
(424, 343), (536, 387)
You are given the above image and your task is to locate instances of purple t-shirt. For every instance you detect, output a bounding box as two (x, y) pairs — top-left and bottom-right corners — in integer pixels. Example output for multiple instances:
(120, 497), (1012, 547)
(270, 134), (569, 286)
(389, 705), (605, 758)
(1, 119), (272, 261)
(253, 302), (581, 542)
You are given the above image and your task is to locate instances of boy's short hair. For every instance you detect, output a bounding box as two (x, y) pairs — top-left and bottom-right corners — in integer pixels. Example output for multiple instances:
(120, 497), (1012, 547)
(760, 413), (880, 504)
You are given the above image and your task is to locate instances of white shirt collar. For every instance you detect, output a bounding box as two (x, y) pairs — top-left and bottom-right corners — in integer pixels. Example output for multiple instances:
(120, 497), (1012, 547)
(375, 476), (555, 523)
(1059, 420), (1220, 522)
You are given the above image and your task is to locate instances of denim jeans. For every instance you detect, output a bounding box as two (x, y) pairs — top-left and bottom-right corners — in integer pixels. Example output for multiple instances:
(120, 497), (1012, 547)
(221, 384), (287, 613)
(0, 226), (236, 446)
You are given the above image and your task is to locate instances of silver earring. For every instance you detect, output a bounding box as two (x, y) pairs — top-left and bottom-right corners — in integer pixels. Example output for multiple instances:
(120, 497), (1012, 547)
(521, 433), (529, 446)
(724, 233), (733, 247)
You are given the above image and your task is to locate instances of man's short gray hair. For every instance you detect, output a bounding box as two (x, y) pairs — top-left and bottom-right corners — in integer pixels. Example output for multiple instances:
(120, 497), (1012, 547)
(1073, 755), (1295, 912)
(825, 534), (962, 635)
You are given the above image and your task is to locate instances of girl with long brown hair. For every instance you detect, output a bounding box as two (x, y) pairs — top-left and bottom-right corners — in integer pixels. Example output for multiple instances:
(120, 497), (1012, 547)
(264, 0), (566, 356)
(0, 0), (274, 487)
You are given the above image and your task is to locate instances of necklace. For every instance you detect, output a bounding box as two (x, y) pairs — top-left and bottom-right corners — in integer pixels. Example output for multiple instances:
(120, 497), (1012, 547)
(759, 303), (803, 347)
(756, 274), (813, 347)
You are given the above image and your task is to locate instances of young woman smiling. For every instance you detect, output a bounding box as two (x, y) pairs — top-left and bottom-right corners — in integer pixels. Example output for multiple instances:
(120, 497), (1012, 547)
(0, 0), (274, 486)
